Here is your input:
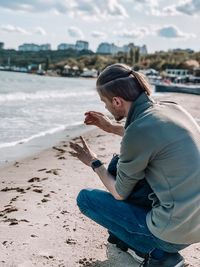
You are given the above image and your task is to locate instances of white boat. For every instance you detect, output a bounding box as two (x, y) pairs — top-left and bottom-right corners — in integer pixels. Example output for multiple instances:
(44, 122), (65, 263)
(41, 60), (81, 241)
(81, 68), (98, 78)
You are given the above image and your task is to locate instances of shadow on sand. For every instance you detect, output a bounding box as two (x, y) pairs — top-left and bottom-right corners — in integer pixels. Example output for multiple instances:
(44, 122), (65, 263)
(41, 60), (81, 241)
(87, 243), (140, 267)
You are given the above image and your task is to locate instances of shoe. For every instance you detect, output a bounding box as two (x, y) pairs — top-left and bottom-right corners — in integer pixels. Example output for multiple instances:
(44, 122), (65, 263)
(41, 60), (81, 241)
(140, 253), (185, 267)
(127, 248), (147, 264)
(107, 233), (146, 263)
(107, 233), (128, 252)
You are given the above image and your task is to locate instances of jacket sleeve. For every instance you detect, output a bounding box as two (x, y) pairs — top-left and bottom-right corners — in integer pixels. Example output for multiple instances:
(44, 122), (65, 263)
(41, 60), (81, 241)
(115, 124), (154, 198)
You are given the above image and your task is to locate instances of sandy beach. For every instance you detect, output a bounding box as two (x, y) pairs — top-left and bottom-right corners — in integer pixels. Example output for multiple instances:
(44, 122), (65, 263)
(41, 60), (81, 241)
(0, 93), (200, 267)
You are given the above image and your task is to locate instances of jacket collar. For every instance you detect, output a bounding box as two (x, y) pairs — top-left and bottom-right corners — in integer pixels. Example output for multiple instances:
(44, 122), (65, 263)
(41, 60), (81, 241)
(125, 92), (155, 129)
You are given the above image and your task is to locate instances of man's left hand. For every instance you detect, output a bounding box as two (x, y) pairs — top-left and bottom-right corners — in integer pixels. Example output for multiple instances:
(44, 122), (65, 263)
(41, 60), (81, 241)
(69, 136), (97, 166)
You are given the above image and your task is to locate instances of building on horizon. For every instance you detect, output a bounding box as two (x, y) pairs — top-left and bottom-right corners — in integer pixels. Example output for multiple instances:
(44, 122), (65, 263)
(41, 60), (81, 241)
(75, 40), (89, 51)
(18, 43), (51, 52)
(169, 48), (194, 53)
(57, 40), (89, 51)
(139, 45), (148, 55)
(0, 42), (5, 50)
(39, 44), (51, 51)
(96, 42), (114, 54)
(57, 43), (75, 50)
(96, 42), (147, 55)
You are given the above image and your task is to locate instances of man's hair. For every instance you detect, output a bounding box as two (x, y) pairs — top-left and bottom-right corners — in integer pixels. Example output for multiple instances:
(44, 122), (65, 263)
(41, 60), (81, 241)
(96, 63), (151, 101)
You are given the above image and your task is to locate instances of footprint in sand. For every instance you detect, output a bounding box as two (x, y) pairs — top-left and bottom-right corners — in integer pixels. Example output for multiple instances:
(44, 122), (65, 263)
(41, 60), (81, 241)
(1, 187), (25, 194)
(52, 146), (66, 153)
(65, 238), (76, 245)
(28, 177), (40, 183)
(33, 188), (43, 193)
(46, 169), (60, 175)
(37, 168), (47, 172)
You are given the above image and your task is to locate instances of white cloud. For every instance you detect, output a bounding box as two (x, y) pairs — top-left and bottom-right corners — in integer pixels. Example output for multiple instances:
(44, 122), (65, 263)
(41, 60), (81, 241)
(148, 0), (200, 17)
(91, 31), (106, 38)
(0, 0), (128, 19)
(176, 0), (200, 15)
(107, 0), (128, 17)
(134, 0), (158, 6)
(1, 24), (31, 35)
(133, 0), (159, 13)
(150, 5), (180, 16)
(157, 25), (196, 39)
(117, 27), (150, 39)
(68, 26), (84, 38)
(34, 27), (46, 36)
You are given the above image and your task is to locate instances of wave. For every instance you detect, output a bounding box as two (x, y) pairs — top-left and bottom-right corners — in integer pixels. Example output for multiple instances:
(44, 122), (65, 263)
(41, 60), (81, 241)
(0, 90), (96, 102)
(0, 121), (83, 148)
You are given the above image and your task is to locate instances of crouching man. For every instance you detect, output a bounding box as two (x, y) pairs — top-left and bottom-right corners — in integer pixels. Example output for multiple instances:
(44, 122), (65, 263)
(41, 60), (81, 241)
(70, 64), (200, 267)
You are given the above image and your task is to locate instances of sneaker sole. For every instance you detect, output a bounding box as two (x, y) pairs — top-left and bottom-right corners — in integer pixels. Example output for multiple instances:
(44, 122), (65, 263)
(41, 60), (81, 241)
(174, 260), (185, 267)
(127, 249), (145, 263)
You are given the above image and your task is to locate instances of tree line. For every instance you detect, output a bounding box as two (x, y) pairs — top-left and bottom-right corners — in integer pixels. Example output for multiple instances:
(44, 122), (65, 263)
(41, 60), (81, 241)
(0, 48), (199, 73)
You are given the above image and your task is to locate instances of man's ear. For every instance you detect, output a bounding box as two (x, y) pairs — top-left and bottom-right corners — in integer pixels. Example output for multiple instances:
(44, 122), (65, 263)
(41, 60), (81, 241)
(112, 97), (123, 108)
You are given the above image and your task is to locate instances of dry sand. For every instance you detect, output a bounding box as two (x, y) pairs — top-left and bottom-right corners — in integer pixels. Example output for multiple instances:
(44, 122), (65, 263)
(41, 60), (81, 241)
(0, 93), (199, 267)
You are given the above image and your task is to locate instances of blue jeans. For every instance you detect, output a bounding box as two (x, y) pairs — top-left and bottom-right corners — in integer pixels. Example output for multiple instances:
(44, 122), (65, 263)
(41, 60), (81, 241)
(77, 189), (188, 254)
(77, 155), (188, 254)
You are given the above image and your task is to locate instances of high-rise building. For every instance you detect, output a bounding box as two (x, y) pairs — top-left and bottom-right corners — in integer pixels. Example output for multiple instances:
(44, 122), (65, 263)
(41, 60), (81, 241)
(96, 42), (113, 54)
(97, 42), (148, 55)
(18, 43), (51, 52)
(19, 43), (40, 52)
(75, 40), (89, 51)
(40, 44), (51, 51)
(57, 43), (75, 50)
(0, 42), (5, 50)
(139, 45), (148, 55)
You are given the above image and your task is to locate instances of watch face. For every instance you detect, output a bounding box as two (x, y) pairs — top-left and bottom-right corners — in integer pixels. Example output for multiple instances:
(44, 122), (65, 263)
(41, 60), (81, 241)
(92, 159), (103, 169)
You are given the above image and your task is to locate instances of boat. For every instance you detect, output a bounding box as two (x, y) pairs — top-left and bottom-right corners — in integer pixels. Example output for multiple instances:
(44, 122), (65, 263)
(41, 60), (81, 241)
(80, 68), (98, 78)
(155, 83), (200, 95)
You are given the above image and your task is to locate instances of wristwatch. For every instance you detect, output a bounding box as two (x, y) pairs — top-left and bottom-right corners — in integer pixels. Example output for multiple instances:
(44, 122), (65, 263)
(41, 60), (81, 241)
(91, 159), (103, 171)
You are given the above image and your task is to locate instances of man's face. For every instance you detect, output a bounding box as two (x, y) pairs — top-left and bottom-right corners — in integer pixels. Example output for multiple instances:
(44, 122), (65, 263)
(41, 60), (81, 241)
(99, 94), (125, 122)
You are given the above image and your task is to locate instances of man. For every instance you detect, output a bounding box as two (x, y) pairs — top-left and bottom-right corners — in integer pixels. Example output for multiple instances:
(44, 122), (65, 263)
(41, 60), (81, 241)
(70, 63), (200, 267)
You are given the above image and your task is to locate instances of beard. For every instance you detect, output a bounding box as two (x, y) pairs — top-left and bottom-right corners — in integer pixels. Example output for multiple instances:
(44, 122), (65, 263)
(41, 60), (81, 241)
(114, 115), (124, 122)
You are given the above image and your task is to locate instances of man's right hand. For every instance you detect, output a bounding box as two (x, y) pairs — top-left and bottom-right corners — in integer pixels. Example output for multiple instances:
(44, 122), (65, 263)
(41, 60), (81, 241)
(84, 111), (124, 136)
(84, 111), (114, 133)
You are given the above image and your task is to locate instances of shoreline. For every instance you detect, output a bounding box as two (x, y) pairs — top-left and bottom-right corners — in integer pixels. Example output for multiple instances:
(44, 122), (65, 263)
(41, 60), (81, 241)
(0, 123), (95, 167)
(0, 90), (199, 168)
(0, 93), (199, 267)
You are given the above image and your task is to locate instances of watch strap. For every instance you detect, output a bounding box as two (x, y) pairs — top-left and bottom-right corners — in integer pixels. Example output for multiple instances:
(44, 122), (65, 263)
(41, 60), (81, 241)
(91, 159), (103, 171)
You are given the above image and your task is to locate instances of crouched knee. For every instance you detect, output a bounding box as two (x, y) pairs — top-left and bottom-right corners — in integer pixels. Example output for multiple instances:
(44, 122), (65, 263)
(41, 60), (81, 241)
(76, 188), (92, 214)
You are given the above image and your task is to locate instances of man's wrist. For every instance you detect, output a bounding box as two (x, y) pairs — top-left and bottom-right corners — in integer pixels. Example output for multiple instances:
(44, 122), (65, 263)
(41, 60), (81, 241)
(90, 159), (103, 171)
(110, 124), (124, 136)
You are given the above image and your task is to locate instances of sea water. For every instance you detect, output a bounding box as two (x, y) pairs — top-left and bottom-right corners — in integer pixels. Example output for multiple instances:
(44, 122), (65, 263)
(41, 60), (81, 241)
(0, 71), (105, 164)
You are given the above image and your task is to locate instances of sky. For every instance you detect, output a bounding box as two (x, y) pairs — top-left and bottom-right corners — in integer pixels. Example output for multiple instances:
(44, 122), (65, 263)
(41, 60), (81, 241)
(0, 0), (199, 53)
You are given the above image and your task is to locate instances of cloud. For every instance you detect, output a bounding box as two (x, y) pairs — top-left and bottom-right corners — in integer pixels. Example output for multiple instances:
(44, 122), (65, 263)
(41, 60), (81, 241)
(91, 31), (106, 38)
(157, 25), (196, 38)
(134, 0), (158, 6)
(0, 0), (128, 19)
(133, 0), (159, 13)
(175, 0), (200, 16)
(150, 5), (180, 16)
(1, 24), (31, 35)
(148, 0), (200, 17)
(68, 26), (84, 38)
(34, 27), (46, 35)
(107, 0), (128, 17)
(117, 27), (150, 39)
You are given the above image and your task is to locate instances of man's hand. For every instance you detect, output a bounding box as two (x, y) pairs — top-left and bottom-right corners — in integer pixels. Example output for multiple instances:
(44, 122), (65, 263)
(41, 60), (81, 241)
(84, 111), (113, 133)
(70, 136), (125, 200)
(69, 136), (97, 166)
(84, 111), (124, 137)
